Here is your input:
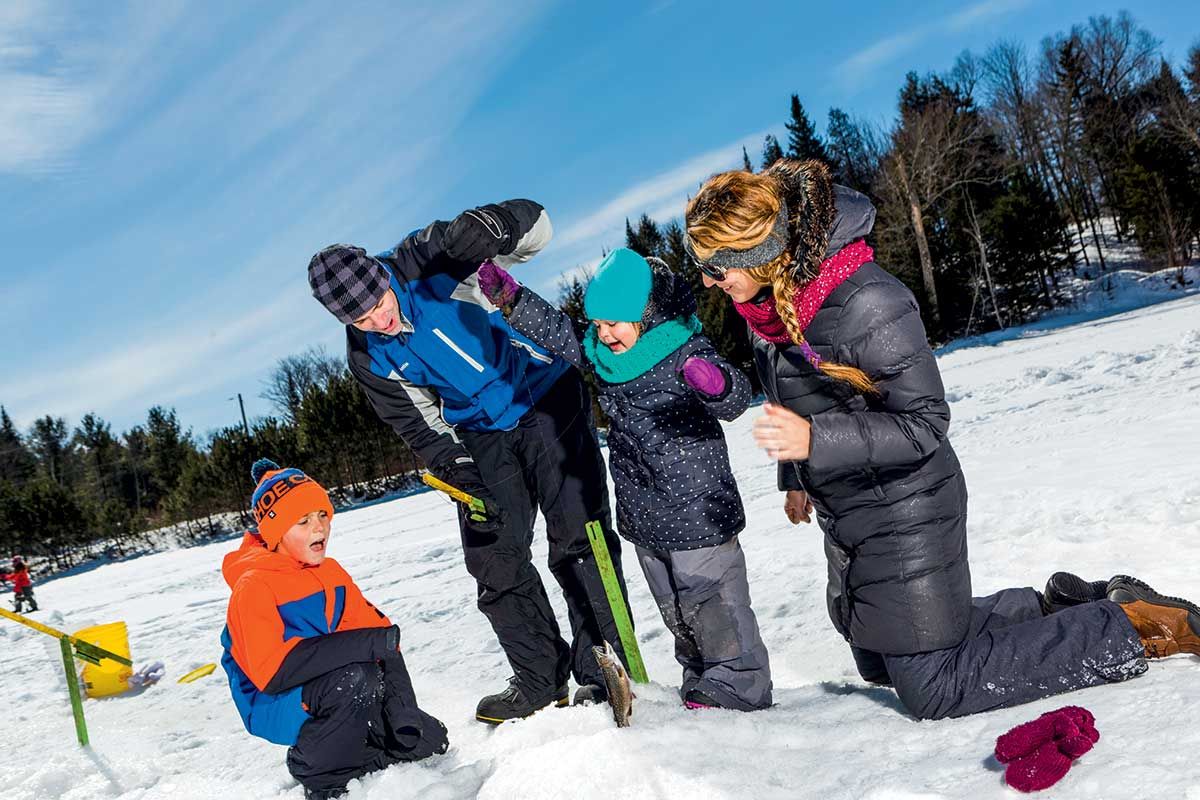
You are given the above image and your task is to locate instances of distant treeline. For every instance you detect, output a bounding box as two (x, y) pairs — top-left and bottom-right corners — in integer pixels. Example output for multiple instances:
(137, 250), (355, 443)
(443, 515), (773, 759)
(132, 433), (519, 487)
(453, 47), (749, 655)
(2, 11), (1196, 571)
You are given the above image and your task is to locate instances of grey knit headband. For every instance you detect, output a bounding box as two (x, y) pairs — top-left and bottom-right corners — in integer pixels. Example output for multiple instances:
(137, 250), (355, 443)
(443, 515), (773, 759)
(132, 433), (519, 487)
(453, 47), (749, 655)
(691, 198), (789, 272)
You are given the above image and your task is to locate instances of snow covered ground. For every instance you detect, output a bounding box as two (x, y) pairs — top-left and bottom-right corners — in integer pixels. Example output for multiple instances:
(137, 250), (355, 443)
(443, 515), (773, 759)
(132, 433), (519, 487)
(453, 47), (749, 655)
(3, 292), (1199, 800)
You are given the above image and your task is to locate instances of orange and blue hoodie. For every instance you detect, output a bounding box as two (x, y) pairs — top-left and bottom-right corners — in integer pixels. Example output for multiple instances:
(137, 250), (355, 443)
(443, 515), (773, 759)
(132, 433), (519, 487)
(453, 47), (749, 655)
(220, 532), (395, 746)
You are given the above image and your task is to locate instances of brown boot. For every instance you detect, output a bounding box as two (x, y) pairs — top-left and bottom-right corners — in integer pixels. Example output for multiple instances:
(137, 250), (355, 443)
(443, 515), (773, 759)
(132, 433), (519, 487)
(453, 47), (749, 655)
(1108, 575), (1200, 658)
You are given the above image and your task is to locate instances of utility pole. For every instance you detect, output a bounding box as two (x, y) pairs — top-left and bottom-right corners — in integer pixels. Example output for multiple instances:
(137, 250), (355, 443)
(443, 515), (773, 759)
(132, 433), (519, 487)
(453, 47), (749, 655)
(230, 393), (250, 437)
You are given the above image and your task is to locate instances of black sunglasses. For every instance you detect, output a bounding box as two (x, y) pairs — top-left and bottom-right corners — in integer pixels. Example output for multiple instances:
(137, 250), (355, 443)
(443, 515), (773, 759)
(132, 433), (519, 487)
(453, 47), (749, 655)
(693, 254), (727, 282)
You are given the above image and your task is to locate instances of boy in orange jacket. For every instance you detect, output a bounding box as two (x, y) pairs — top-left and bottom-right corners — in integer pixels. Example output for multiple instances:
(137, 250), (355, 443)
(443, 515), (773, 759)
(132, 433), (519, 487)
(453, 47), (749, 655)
(220, 459), (447, 800)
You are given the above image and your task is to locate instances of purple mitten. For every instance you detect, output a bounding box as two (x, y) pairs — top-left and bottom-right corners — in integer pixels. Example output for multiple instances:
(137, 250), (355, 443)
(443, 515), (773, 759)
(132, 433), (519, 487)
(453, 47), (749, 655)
(680, 357), (727, 397)
(995, 706), (1099, 793)
(995, 713), (1059, 764)
(477, 260), (520, 308)
(1004, 742), (1074, 793)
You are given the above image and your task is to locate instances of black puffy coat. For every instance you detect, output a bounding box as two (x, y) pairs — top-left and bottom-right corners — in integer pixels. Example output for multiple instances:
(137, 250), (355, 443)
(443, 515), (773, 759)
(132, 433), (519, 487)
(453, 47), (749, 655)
(754, 162), (972, 655)
(507, 263), (751, 552)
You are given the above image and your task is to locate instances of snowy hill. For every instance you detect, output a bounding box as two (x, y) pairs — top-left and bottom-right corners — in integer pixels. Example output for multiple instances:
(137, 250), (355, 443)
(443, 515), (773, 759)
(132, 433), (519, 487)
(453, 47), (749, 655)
(3, 293), (1199, 800)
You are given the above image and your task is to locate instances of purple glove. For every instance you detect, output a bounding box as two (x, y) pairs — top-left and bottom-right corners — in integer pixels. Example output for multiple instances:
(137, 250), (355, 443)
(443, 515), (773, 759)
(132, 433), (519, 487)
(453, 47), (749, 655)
(476, 261), (520, 309)
(680, 357), (727, 397)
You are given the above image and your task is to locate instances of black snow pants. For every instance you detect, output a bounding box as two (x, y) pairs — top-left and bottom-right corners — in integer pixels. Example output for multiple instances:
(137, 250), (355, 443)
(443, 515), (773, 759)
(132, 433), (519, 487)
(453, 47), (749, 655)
(459, 368), (630, 703)
(12, 587), (36, 612)
(853, 587), (1147, 720)
(287, 657), (448, 796)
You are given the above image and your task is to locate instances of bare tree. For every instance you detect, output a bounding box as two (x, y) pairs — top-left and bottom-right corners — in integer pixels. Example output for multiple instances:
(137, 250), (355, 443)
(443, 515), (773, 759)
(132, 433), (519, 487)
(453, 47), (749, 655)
(1159, 46), (1200, 154)
(984, 40), (1093, 267)
(261, 345), (346, 423)
(877, 74), (1001, 329)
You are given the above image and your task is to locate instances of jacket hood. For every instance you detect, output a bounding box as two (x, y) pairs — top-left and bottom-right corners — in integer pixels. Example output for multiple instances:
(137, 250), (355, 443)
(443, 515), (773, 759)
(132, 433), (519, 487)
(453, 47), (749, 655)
(642, 257), (697, 331)
(222, 532), (301, 589)
(826, 185), (876, 257)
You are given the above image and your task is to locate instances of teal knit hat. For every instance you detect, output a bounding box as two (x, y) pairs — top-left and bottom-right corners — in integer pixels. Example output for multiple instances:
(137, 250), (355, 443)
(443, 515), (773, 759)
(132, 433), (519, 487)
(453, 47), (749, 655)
(584, 248), (653, 322)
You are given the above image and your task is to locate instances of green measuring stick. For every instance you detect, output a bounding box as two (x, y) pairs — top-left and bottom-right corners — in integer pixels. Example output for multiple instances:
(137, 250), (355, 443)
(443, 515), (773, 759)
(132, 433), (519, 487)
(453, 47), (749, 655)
(585, 520), (648, 684)
(60, 636), (89, 747)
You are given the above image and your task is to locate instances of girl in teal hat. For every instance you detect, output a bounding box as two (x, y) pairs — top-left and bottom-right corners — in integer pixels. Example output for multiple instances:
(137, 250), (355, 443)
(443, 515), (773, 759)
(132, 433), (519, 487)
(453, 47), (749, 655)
(476, 248), (772, 711)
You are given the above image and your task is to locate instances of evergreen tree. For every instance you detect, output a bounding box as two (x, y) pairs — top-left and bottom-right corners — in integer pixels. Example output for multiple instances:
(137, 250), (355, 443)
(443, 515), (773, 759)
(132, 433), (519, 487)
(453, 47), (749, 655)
(73, 413), (120, 502)
(28, 415), (74, 488)
(145, 406), (193, 503)
(742, 145), (754, 172)
(121, 425), (151, 514)
(982, 168), (1076, 323)
(760, 134), (784, 170)
(625, 214), (666, 258)
(826, 107), (877, 193)
(0, 407), (37, 484)
(785, 94), (829, 161)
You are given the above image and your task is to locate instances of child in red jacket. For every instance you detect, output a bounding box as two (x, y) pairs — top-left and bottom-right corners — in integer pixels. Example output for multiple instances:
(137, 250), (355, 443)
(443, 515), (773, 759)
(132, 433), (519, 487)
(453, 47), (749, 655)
(1, 556), (36, 613)
(221, 459), (447, 800)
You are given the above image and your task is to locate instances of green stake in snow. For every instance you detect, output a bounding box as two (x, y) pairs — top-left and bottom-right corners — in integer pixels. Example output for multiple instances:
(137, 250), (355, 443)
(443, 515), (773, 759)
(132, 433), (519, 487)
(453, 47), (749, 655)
(1, 607), (129, 748)
(585, 520), (648, 684)
(60, 637), (90, 747)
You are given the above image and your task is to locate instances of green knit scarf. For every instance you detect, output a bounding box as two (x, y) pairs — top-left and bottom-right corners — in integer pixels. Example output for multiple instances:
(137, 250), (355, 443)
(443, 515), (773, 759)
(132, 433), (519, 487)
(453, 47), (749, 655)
(583, 315), (703, 384)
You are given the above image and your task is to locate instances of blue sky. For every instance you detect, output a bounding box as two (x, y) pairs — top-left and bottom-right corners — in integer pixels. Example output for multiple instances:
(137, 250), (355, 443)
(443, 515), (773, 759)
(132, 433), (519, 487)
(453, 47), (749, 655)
(2, 0), (1197, 439)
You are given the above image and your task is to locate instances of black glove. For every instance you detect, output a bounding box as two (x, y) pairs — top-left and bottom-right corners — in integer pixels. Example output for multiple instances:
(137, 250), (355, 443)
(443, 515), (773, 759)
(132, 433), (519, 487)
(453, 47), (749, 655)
(439, 463), (505, 533)
(442, 203), (520, 265)
(379, 650), (450, 759)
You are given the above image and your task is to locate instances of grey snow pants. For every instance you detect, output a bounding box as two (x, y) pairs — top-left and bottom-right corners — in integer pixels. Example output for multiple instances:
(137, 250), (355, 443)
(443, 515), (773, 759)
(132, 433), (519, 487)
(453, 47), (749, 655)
(857, 587), (1147, 720)
(637, 536), (773, 710)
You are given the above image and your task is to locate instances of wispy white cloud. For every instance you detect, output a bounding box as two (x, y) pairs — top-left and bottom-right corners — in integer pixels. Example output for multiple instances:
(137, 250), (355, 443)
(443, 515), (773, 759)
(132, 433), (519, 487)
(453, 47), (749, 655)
(3, 283), (312, 425)
(836, 0), (1033, 90)
(0, 0), (186, 175)
(947, 0), (1034, 32)
(528, 128), (773, 294)
(1, 1), (553, 432)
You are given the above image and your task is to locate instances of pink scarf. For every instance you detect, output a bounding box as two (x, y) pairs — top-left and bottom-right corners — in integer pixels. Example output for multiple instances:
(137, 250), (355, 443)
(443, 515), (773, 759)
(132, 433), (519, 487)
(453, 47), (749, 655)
(734, 239), (874, 363)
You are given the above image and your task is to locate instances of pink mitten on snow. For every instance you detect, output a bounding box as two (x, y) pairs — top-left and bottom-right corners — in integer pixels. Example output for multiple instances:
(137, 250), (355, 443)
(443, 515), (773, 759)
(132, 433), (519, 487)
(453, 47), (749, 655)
(994, 706), (1099, 793)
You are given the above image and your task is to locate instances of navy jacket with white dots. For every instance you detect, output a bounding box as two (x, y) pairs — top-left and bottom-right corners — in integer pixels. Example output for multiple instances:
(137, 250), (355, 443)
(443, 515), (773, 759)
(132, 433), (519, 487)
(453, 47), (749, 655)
(505, 266), (751, 552)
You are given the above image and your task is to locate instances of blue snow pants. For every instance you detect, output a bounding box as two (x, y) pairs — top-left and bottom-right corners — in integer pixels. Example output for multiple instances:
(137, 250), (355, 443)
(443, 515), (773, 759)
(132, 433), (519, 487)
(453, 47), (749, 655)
(854, 588), (1147, 720)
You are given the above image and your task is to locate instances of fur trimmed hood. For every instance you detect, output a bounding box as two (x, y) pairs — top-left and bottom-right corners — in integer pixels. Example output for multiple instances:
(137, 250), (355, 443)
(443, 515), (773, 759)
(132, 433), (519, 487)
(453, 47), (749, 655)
(641, 256), (697, 330)
(763, 159), (877, 283)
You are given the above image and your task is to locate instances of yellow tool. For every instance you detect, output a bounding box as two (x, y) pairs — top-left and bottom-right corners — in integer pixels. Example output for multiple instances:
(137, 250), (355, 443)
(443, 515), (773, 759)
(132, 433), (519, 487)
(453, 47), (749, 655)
(0, 607), (132, 667)
(421, 473), (490, 522)
(177, 663), (217, 684)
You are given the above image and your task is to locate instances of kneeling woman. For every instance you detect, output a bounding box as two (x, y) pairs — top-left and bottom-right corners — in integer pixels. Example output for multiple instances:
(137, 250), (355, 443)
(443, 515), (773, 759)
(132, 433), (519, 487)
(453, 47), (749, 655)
(684, 158), (1200, 720)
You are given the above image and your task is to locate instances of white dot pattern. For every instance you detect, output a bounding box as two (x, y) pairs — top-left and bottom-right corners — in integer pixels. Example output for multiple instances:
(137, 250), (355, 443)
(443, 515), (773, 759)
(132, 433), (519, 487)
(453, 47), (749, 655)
(597, 336), (752, 552)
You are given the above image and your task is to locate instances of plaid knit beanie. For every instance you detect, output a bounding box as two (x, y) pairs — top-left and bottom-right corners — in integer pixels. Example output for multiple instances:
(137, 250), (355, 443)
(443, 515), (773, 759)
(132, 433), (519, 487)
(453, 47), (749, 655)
(308, 244), (392, 324)
(249, 459), (335, 549)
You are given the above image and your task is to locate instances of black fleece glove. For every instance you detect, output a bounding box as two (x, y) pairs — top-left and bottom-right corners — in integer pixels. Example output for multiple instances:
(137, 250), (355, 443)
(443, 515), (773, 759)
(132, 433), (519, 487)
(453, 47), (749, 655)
(379, 650), (450, 759)
(438, 462), (505, 534)
(442, 204), (520, 265)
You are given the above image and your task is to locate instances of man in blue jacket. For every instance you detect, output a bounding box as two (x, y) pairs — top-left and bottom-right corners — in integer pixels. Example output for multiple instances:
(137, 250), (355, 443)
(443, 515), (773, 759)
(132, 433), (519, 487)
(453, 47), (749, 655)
(307, 199), (630, 723)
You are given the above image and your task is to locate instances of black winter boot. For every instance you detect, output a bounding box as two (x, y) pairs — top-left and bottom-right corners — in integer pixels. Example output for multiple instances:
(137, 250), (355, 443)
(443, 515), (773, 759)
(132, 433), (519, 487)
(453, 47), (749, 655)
(1042, 572), (1109, 614)
(475, 677), (567, 724)
(684, 688), (729, 710)
(304, 788), (346, 800)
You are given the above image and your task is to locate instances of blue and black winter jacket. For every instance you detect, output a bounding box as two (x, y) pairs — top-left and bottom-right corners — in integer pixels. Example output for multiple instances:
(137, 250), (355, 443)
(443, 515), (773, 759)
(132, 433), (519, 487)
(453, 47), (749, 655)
(347, 199), (567, 476)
